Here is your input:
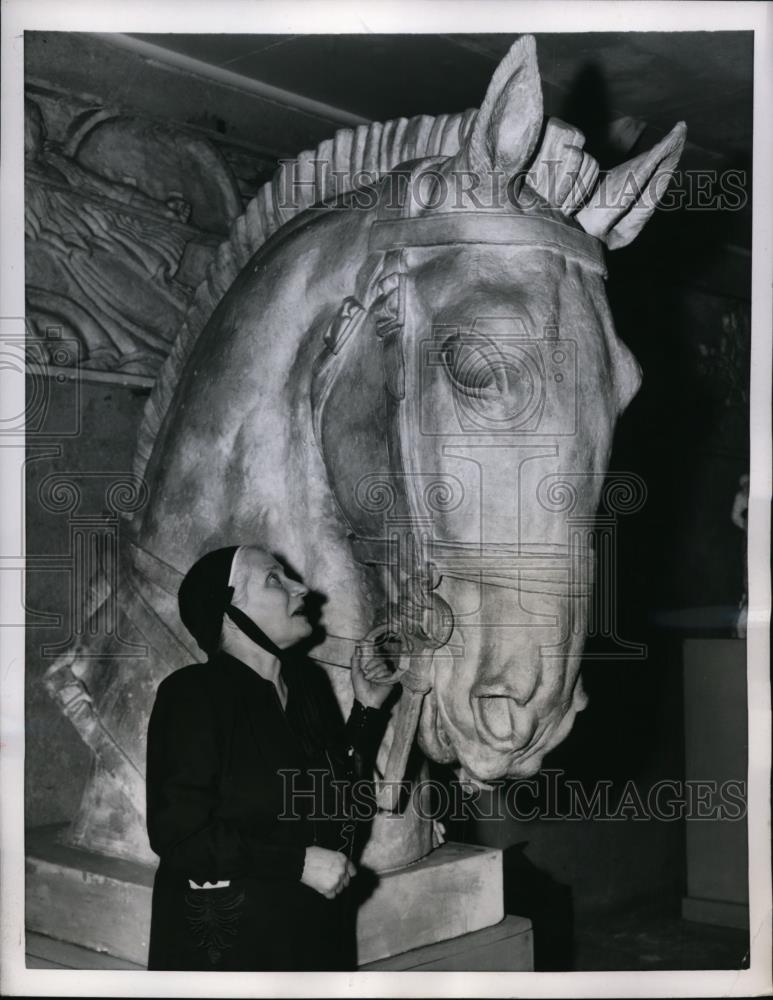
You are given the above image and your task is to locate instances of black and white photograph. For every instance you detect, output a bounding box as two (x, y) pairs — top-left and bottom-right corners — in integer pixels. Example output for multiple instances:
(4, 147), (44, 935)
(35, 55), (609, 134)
(1, 1), (771, 996)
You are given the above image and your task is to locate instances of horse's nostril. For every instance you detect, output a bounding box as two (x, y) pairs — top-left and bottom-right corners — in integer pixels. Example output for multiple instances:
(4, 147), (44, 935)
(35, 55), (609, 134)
(474, 693), (538, 747)
(476, 695), (513, 741)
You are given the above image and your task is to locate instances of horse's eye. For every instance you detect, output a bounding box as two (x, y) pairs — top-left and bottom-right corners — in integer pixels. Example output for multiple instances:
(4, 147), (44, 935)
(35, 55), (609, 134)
(442, 333), (507, 397)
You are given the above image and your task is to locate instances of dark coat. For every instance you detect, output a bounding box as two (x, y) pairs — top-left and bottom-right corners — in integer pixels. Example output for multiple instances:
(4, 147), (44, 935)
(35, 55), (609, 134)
(145, 649), (386, 971)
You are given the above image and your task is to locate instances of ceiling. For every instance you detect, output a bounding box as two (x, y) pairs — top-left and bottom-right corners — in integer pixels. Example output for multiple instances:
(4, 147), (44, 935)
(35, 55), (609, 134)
(129, 31), (753, 169)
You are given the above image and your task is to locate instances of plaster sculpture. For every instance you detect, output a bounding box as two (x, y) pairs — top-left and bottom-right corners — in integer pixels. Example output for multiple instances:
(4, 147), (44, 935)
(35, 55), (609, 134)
(43, 36), (686, 870)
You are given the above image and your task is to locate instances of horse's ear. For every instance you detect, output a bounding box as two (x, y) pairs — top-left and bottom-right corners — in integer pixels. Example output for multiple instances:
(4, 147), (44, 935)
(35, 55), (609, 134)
(576, 122), (687, 249)
(459, 34), (543, 176)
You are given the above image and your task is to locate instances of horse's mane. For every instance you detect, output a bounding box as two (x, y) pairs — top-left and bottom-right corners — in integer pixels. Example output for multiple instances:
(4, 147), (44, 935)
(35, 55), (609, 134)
(132, 108), (477, 484)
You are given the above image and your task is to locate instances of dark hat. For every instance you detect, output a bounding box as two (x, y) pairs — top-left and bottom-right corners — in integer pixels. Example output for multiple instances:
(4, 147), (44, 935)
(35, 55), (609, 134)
(178, 546), (238, 655)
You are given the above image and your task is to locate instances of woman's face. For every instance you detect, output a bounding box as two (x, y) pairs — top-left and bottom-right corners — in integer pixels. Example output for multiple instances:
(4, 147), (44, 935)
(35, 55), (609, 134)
(231, 547), (313, 648)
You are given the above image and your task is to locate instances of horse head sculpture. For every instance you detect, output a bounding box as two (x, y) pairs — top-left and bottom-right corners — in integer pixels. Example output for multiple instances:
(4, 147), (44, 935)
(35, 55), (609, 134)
(44, 36), (685, 869)
(306, 35), (685, 784)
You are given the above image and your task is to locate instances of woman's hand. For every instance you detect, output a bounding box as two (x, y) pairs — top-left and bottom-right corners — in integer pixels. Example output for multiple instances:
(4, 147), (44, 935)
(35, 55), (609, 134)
(350, 647), (393, 709)
(301, 846), (356, 899)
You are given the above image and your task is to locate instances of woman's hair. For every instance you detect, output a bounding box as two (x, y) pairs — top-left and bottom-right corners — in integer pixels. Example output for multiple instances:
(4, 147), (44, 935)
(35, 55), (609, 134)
(177, 546), (239, 655)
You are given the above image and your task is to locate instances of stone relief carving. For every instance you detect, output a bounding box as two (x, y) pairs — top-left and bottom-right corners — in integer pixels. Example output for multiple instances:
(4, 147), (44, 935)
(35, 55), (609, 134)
(24, 96), (243, 377)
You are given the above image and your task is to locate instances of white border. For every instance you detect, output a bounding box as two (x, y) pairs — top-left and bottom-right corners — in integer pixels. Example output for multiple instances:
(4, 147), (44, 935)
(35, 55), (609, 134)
(2, 1), (771, 997)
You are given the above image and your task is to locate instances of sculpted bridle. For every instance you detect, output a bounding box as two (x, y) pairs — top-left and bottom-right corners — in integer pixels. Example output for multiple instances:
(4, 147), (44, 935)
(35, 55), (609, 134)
(309, 169), (606, 805)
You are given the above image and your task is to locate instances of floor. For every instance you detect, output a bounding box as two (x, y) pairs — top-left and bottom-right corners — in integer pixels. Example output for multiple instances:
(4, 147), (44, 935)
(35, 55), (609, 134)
(572, 908), (749, 971)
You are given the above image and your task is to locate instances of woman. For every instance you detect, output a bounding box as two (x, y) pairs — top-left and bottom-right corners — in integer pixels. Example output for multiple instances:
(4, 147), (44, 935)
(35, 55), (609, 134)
(145, 545), (392, 971)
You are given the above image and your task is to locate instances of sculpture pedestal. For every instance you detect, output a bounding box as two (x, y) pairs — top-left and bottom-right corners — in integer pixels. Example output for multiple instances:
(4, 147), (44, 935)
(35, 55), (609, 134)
(356, 841), (504, 963)
(26, 825), (154, 965)
(360, 915), (533, 970)
(27, 918), (533, 972)
(26, 826), (517, 968)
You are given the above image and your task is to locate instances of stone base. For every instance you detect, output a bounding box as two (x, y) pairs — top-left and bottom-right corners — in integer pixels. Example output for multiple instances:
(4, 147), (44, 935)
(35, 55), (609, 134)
(26, 825), (154, 965)
(26, 917), (533, 972)
(26, 931), (145, 970)
(356, 840), (503, 963)
(360, 915), (533, 970)
(26, 825), (505, 968)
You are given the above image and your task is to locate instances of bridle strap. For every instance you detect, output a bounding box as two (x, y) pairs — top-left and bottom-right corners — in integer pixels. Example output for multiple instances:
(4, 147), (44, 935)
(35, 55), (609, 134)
(350, 537), (595, 597)
(369, 211), (606, 275)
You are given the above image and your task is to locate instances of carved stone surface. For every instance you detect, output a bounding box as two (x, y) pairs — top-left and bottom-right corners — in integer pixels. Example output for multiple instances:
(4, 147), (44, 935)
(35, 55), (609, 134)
(24, 95), (242, 376)
(42, 36), (686, 873)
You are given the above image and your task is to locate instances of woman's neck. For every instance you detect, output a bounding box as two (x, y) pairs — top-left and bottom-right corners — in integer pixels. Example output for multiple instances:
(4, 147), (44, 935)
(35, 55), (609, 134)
(220, 635), (287, 706)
